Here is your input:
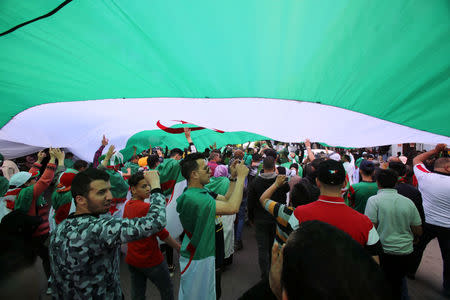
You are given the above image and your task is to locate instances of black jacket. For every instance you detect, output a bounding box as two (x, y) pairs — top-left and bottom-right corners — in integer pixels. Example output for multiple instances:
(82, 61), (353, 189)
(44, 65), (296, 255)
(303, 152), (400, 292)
(247, 172), (290, 223)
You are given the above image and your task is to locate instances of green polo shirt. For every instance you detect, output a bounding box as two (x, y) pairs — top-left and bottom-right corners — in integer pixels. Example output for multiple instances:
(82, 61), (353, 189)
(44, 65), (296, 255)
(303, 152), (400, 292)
(347, 181), (378, 213)
(176, 187), (216, 260)
(365, 189), (422, 255)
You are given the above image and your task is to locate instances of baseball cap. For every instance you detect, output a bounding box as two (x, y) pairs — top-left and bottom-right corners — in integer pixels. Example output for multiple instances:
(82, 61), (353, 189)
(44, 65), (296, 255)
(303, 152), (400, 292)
(317, 160), (346, 185)
(57, 172), (77, 192)
(9, 172), (33, 188)
(328, 153), (341, 161)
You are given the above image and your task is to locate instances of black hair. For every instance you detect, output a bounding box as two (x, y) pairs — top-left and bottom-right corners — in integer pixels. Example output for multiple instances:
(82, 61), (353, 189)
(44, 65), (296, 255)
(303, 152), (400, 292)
(66, 152), (74, 158)
(290, 181), (315, 207)
(0, 211), (41, 282)
(252, 153), (262, 162)
(343, 154), (351, 162)
(317, 159), (346, 186)
(375, 168), (398, 189)
(73, 160), (88, 171)
(277, 166), (286, 175)
(303, 163), (314, 179)
(128, 171), (145, 187)
(290, 163), (299, 170)
(147, 154), (160, 169)
(388, 161), (406, 177)
(71, 168), (110, 200)
(180, 153), (205, 180)
(282, 221), (393, 300)
(310, 158), (324, 170)
(264, 148), (278, 159)
(263, 156), (275, 171)
(169, 148), (183, 158)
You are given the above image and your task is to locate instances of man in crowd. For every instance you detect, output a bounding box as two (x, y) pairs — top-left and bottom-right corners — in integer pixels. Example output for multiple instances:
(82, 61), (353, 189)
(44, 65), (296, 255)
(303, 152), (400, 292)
(6, 148), (64, 291)
(365, 168), (422, 299)
(388, 161), (425, 224)
(98, 146), (129, 217)
(176, 154), (248, 300)
(289, 159), (382, 261)
(410, 143), (449, 297)
(347, 160), (378, 213)
(268, 221), (392, 300)
(248, 156), (290, 279)
(49, 168), (166, 299)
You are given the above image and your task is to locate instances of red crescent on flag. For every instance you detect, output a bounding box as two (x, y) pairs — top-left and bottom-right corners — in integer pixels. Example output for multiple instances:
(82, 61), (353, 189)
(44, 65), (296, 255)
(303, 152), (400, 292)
(156, 120), (225, 134)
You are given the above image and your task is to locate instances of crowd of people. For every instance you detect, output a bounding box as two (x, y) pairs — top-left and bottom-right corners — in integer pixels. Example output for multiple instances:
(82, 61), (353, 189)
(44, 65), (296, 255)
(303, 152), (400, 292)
(0, 129), (448, 300)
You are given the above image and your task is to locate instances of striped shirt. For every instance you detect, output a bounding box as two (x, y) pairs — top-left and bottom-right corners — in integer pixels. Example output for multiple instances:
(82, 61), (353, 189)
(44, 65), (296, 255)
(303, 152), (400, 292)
(263, 199), (294, 244)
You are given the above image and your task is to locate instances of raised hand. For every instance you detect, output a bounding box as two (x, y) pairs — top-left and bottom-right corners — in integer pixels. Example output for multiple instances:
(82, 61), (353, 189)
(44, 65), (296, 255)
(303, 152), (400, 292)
(435, 143), (447, 153)
(236, 159), (249, 178)
(37, 150), (47, 163)
(184, 127), (193, 143)
(106, 145), (116, 160)
(53, 148), (65, 162)
(102, 135), (109, 146)
(144, 170), (161, 189)
(275, 175), (287, 187)
(230, 159), (239, 178)
(305, 138), (311, 148)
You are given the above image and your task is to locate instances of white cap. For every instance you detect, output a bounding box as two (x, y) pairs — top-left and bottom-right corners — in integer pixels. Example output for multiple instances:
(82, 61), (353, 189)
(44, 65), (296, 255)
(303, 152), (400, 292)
(9, 171), (32, 187)
(328, 153), (341, 161)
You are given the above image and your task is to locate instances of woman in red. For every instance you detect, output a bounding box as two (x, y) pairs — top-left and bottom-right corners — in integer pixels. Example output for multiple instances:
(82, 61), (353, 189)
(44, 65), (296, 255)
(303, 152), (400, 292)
(124, 172), (180, 300)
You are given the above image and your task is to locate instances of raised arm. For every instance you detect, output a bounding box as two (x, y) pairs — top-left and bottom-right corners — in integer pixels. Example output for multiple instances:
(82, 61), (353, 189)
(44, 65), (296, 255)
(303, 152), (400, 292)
(259, 175), (286, 207)
(33, 148), (63, 198)
(101, 145), (115, 168)
(413, 143), (447, 166)
(305, 139), (315, 162)
(29, 150), (46, 173)
(92, 135), (108, 168)
(184, 128), (197, 153)
(215, 160), (249, 215)
(219, 159), (239, 201)
(101, 170), (167, 246)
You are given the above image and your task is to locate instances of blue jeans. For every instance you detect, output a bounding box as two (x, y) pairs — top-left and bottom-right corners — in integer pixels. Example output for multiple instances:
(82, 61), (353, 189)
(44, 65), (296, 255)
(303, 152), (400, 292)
(235, 197), (247, 242)
(128, 260), (174, 300)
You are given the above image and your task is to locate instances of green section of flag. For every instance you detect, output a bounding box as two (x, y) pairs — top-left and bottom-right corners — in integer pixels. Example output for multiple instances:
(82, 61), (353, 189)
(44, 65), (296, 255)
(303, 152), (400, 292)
(1, 1), (449, 137)
(120, 127), (270, 162)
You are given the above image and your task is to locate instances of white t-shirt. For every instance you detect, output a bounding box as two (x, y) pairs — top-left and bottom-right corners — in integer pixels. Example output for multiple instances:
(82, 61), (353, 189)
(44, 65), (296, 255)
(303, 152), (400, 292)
(414, 163), (450, 228)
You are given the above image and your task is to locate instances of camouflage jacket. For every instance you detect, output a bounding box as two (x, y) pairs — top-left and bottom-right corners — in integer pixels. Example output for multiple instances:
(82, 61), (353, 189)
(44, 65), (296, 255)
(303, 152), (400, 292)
(49, 189), (166, 300)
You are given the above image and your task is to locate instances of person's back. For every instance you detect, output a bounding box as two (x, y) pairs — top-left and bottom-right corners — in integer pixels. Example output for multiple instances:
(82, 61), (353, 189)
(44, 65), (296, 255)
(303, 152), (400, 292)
(395, 182), (424, 221)
(364, 168), (422, 299)
(348, 181), (378, 213)
(289, 159), (381, 255)
(277, 221), (393, 300)
(389, 161), (425, 223)
(347, 160), (377, 213)
(248, 173), (288, 222)
(366, 189), (420, 254)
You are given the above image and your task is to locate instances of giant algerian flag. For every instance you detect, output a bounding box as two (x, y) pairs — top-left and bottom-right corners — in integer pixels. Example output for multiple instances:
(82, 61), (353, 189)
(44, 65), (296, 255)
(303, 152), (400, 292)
(1, 1), (449, 160)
